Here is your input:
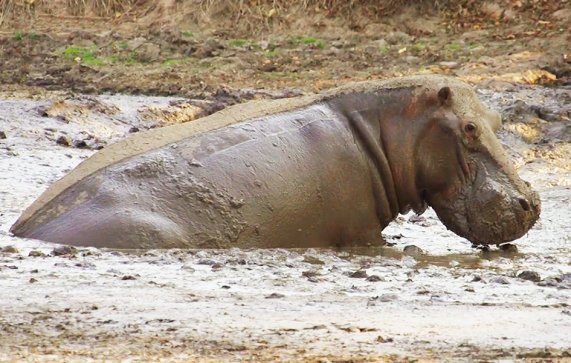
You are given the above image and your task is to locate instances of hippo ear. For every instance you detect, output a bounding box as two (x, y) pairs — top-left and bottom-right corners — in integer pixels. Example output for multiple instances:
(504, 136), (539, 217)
(438, 86), (452, 106)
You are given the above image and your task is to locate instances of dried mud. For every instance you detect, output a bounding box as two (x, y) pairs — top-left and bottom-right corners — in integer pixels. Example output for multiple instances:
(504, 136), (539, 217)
(1, 3), (570, 361)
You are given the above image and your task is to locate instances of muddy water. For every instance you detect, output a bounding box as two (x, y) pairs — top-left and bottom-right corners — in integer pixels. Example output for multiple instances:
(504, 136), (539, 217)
(0, 85), (569, 361)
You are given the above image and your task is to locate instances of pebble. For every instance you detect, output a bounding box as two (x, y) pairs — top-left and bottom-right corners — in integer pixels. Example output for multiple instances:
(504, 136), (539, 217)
(376, 335), (394, 343)
(349, 270), (368, 278)
(302, 256), (325, 265)
(51, 245), (77, 256)
(0, 131), (6, 139)
(366, 275), (385, 282)
(378, 294), (399, 302)
(500, 243), (518, 254)
(56, 135), (71, 147)
(439, 61), (460, 69)
(1, 245), (19, 254)
(265, 293), (285, 299)
(490, 276), (510, 285)
(517, 270), (541, 282)
(403, 245), (424, 258)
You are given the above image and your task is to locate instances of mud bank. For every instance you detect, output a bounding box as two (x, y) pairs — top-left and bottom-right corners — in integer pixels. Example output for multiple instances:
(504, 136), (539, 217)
(0, 83), (569, 361)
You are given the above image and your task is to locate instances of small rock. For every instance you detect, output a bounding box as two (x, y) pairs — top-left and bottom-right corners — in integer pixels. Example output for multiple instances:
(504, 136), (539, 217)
(129, 126), (140, 133)
(126, 37), (147, 50)
(51, 245), (77, 256)
(56, 135), (71, 147)
(366, 275), (384, 282)
(73, 139), (88, 149)
(181, 263), (195, 272)
(302, 255), (325, 265)
(75, 262), (96, 270)
(490, 276), (510, 285)
(480, 2), (503, 20)
(302, 270), (321, 278)
(197, 259), (217, 265)
(369, 38), (388, 49)
(517, 270), (541, 282)
(29, 278), (38, 283)
(349, 270), (368, 278)
(1, 245), (19, 254)
(405, 56), (420, 64)
(408, 215), (426, 224)
(121, 275), (136, 280)
(265, 293), (285, 299)
(378, 293), (399, 302)
(211, 262), (224, 271)
(538, 277), (560, 287)
(472, 275), (483, 282)
(386, 31), (412, 45)
(500, 243), (518, 254)
(403, 245), (424, 258)
(552, 8), (571, 21)
(376, 335), (394, 343)
(439, 61), (459, 69)
(0, 131), (6, 139)
(135, 42), (161, 62)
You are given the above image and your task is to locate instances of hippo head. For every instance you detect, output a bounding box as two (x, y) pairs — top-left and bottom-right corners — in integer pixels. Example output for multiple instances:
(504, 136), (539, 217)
(416, 84), (540, 245)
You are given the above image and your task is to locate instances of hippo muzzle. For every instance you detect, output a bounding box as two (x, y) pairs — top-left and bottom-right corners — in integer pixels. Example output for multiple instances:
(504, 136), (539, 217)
(424, 107), (540, 245)
(433, 167), (541, 246)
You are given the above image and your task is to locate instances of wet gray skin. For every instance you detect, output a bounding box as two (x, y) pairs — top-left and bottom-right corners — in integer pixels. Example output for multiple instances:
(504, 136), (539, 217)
(10, 75), (540, 249)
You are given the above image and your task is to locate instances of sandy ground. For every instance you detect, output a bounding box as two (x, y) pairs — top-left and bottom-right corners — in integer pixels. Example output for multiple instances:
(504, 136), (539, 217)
(0, 83), (569, 361)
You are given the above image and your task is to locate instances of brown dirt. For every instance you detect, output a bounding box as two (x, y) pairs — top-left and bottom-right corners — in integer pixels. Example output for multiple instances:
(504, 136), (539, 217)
(0, 0), (569, 97)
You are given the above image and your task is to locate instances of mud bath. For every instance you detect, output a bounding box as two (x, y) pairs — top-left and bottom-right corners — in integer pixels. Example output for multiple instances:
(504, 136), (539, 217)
(0, 84), (570, 361)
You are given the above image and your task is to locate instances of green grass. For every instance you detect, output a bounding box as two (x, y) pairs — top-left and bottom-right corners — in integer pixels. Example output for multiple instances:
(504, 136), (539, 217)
(413, 42), (427, 51)
(228, 38), (249, 47)
(62, 46), (104, 66)
(181, 31), (194, 38)
(162, 58), (184, 67)
(447, 42), (462, 51)
(14, 31), (40, 41)
(117, 41), (129, 49)
(291, 36), (327, 49)
(264, 49), (279, 58)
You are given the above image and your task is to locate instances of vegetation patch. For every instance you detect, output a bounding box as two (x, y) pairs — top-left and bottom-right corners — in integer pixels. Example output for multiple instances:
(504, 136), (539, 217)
(290, 36), (327, 49)
(228, 38), (249, 47)
(13, 31), (39, 41)
(447, 42), (462, 51)
(162, 58), (187, 68)
(62, 46), (104, 66)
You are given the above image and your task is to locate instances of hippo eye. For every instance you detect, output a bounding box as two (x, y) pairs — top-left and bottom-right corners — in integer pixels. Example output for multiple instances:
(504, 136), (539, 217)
(464, 122), (477, 133)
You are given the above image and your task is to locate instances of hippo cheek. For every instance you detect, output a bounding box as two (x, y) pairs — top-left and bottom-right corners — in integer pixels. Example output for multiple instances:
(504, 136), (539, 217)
(464, 179), (540, 245)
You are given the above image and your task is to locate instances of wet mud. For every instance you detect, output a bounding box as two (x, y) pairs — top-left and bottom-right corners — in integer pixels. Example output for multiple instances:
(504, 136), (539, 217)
(0, 82), (569, 361)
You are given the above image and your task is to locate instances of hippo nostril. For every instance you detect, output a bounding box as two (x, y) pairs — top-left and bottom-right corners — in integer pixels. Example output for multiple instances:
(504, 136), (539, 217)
(518, 198), (531, 211)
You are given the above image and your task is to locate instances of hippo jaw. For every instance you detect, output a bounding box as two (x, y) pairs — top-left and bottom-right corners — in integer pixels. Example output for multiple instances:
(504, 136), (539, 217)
(428, 158), (541, 245)
(417, 85), (541, 246)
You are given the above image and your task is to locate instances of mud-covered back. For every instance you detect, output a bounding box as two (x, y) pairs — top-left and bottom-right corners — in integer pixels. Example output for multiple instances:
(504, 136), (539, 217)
(12, 75), (482, 231)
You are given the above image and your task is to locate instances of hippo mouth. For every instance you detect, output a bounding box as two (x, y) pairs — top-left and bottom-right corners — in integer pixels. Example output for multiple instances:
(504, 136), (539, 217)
(429, 169), (541, 246)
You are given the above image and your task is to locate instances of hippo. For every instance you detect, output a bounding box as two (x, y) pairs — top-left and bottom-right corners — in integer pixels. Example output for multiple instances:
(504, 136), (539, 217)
(10, 75), (540, 249)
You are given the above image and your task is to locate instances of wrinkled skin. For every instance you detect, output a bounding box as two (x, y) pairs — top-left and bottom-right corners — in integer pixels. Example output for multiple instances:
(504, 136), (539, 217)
(10, 76), (540, 249)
